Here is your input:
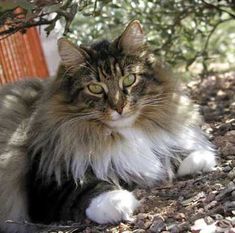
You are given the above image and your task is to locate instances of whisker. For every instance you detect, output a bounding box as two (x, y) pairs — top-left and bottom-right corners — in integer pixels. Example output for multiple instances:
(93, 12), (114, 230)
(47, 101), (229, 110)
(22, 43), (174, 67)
(80, 64), (97, 76)
(140, 98), (170, 105)
(85, 61), (98, 74)
(62, 66), (75, 78)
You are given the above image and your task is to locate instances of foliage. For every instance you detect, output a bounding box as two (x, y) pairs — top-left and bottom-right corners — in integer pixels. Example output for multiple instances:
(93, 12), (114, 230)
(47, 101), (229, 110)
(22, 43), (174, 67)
(0, 0), (77, 36)
(68, 0), (235, 73)
(0, 0), (235, 73)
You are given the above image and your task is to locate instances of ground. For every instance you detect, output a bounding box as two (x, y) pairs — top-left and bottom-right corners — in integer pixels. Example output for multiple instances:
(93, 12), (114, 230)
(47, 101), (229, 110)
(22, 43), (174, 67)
(9, 72), (235, 233)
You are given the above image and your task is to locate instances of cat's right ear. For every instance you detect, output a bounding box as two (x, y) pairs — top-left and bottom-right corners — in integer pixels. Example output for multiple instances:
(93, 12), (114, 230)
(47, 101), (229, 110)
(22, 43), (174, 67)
(57, 38), (86, 68)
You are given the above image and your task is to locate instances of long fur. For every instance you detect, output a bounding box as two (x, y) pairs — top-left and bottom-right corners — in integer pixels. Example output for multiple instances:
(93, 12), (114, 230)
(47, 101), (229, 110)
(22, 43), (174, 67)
(0, 80), (44, 232)
(0, 22), (216, 232)
(29, 92), (215, 186)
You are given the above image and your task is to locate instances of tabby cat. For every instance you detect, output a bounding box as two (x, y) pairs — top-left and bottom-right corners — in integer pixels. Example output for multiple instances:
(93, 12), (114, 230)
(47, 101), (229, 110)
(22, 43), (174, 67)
(0, 20), (216, 233)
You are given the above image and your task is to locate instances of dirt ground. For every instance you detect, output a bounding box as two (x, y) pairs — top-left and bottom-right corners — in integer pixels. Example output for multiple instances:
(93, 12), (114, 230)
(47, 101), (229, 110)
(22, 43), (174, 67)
(9, 72), (235, 233)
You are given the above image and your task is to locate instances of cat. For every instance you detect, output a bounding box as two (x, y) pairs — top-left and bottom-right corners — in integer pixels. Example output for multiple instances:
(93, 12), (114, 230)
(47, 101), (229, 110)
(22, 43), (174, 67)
(0, 20), (216, 233)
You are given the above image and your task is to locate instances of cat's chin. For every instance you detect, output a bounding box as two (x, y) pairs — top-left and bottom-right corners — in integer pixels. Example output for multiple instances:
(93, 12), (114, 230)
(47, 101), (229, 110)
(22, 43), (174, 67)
(105, 112), (139, 128)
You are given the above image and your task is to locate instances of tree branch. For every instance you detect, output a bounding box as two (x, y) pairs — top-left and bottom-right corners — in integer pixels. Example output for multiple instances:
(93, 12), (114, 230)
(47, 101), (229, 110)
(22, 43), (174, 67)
(202, 0), (235, 19)
(0, 0), (79, 37)
(0, 19), (52, 37)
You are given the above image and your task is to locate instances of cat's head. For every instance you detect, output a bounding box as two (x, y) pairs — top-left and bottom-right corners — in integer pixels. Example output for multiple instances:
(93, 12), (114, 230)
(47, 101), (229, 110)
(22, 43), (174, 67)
(53, 20), (176, 129)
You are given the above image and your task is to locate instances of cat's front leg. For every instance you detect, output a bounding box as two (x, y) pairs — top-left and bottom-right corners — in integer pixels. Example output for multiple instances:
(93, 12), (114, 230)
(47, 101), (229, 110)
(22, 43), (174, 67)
(86, 189), (139, 224)
(174, 127), (217, 177)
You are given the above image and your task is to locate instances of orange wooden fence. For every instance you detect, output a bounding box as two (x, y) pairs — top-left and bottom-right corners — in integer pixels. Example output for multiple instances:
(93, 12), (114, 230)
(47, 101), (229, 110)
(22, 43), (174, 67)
(0, 26), (49, 85)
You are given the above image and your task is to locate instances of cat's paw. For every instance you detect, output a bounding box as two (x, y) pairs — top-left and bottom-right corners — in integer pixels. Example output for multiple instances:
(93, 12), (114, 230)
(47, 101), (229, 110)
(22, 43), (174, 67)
(177, 150), (216, 176)
(86, 190), (139, 224)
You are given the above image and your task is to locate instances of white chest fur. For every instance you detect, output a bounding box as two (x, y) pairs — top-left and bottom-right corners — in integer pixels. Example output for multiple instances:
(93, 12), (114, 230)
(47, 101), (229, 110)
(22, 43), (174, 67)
(53, 123), (215, 185)
(71, 127), (167, 186)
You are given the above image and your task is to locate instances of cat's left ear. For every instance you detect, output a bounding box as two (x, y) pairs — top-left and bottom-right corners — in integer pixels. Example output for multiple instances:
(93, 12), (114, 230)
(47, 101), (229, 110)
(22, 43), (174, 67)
(117, 20), (145, 55)
(57, 38), (87, 68)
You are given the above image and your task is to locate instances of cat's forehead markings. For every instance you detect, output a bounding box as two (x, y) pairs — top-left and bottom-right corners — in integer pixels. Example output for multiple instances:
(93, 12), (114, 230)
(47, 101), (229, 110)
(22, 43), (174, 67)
(97, 67), (108, 82)
(115, 63), (122, 76)
(109, 57), (123, 77)
(110, 62), (116, 76)
(97, 61), (123, 83)
(115, 91), (120, 101)
(97, 64), (114, 81)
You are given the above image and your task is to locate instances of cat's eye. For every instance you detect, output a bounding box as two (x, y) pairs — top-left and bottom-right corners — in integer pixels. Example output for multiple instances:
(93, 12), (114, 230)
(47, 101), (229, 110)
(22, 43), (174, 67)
(123, 74), (136, 88)
(88, 83), (104, 94)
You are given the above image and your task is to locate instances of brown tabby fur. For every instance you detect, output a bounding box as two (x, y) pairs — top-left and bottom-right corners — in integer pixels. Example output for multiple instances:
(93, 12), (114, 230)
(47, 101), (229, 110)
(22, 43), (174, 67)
(0, 20), (215, 233)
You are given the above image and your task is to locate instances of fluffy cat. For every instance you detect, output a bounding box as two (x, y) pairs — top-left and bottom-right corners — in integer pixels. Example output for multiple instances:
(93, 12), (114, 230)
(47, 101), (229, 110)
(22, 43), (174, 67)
(0, 20), (216, 233)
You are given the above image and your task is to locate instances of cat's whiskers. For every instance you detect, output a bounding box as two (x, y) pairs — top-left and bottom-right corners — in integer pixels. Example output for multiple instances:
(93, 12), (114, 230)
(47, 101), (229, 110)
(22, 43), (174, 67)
(141, 92), (173, 101)
(141, 93), (172, 101)
(70, 112), (101, 120)
(54, 111), (102, 125)
(80, 63), (97, 76)
(62, 66), (77, 78)
(140, 98), (170, 106)
(85, 61), (98, 74)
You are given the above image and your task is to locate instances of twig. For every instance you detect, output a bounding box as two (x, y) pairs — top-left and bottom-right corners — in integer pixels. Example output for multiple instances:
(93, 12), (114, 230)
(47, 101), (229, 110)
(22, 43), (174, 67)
(202, 0), (235, 19)
(0, 0), (77, 37)
(0, 19), (52, 37)
(203, 18), (233, 52)
(93, 0), (98, 16)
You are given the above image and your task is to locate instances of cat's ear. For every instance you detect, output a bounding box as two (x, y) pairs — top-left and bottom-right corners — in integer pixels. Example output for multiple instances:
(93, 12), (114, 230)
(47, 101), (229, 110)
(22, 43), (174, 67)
(118, 20), (145, 54)
(57, 38), (86, 68)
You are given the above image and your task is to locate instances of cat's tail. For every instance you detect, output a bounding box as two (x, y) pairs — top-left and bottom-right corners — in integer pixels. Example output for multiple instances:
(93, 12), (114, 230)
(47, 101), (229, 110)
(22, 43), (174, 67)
(0, 146), (29, 233)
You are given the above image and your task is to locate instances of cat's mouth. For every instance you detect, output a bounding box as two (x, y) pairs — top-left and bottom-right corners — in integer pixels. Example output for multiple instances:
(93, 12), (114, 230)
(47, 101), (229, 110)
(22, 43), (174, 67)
(105, 111), (139, 128)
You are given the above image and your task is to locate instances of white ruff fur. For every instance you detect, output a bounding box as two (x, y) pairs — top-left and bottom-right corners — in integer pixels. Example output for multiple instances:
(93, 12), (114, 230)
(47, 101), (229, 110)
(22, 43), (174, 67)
(70, 127), (167, 186)
(86, 190), (139, 224)
(67, 125), (216, 186)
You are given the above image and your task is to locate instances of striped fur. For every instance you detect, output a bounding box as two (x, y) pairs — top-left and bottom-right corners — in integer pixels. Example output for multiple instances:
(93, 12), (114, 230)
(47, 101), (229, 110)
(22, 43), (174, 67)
(0, 21), (216, 232)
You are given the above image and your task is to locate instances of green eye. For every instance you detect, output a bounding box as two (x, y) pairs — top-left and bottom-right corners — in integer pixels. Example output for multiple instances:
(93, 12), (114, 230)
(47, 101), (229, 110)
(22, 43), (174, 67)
(123, 74), (136, 88)
(88, 83), (104, 94)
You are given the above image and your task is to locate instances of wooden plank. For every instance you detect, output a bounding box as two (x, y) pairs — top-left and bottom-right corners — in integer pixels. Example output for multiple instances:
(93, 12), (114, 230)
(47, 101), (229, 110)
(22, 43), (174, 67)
(0, 24), (49, 84)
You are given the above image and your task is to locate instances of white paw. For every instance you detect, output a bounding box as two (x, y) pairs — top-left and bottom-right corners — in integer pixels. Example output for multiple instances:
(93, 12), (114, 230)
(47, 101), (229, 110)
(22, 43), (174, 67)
(85, 190), (139, 224)
(177, 150), (216, 176)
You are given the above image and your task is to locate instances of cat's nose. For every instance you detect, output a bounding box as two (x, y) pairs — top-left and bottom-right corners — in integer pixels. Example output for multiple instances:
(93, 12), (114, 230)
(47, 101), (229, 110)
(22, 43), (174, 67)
(108, 92), (126, 115)
(114, 105), (124, 115)
(112, 100), (126, 115)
